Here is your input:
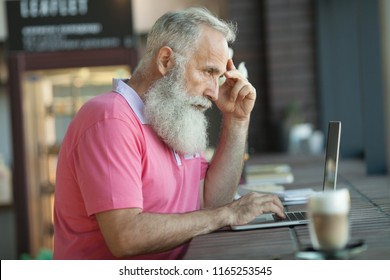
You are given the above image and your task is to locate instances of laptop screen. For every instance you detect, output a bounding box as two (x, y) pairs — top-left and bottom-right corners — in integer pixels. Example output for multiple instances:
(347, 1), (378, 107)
(323, 121), (341, 191)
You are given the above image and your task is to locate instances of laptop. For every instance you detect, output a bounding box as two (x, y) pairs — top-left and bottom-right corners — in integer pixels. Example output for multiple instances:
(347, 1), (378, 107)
(231, 121), (341, 230)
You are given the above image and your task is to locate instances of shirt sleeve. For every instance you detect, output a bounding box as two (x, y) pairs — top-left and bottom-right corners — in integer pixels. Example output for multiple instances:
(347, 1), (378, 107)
(73, 118), (144, 216)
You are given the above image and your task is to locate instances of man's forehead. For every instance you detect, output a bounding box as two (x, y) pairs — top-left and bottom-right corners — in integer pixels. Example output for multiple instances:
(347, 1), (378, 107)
(193, 29), (229, 70)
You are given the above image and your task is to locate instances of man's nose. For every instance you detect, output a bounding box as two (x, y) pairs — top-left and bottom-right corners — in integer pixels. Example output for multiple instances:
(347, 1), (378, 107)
(204, 78), (219, 101)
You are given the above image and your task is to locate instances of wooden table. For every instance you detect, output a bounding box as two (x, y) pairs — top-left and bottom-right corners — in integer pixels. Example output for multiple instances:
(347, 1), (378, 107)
(184, 154), (390, 259)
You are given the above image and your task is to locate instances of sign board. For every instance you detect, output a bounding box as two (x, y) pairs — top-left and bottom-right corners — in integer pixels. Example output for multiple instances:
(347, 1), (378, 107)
(6, 0), (134, 52)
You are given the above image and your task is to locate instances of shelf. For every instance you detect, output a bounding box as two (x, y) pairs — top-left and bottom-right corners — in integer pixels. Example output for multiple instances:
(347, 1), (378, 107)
(41, 183), (55, 194)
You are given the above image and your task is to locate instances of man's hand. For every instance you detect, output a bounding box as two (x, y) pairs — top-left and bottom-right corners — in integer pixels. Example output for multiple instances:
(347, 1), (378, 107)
(216, 59), (256, 120)
(225, 193), (285, 226)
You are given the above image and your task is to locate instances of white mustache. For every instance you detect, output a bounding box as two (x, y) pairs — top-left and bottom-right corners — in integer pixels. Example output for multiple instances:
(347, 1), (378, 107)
(188, 96), (212, 110)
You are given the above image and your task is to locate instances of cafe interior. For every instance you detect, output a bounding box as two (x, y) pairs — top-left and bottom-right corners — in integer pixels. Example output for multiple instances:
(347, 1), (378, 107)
(0, 0), (389, 260)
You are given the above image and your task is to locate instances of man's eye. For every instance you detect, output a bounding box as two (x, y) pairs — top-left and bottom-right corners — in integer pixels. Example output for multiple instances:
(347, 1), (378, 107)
(218, 75), (226, 86)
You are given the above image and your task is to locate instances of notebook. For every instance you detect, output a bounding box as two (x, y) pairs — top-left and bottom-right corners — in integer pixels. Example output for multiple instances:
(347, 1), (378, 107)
(231, 121), (341, 230)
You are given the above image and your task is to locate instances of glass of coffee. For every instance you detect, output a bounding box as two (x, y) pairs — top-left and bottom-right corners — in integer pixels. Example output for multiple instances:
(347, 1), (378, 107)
(307, 189), (350, 251)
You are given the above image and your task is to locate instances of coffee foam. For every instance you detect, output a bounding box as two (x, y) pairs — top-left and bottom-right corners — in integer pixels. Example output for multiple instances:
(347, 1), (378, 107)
(308, 189), (350, 214)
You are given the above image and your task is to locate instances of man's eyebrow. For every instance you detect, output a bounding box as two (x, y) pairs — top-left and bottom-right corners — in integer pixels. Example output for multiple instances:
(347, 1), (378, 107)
(205, 65), (225, 75)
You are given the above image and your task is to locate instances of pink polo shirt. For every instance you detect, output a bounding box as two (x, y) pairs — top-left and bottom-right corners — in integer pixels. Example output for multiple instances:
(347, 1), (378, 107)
(53, 79), (209, 259)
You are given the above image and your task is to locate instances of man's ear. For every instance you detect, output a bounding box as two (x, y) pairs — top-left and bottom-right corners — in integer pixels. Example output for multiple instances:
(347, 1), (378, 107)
(157, 46), (174, 76)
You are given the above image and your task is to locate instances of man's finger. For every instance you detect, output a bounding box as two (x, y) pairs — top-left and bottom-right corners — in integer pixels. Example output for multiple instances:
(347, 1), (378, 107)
(226, 58), (236, 71)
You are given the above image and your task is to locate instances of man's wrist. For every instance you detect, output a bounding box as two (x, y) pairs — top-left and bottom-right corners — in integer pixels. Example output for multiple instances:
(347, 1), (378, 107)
(222, 114), (250, 131)
(212, 204), (234, 228)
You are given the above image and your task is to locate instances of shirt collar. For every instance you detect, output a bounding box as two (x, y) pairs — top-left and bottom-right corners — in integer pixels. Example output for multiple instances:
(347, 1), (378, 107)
(112, 78), (148, 124)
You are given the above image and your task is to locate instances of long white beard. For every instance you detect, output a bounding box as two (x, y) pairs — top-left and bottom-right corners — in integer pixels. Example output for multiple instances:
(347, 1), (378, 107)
(144, 67), (212, 154)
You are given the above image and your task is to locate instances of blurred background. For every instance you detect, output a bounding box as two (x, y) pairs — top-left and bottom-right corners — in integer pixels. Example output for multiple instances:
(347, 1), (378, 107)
(0, 0), (389, 259)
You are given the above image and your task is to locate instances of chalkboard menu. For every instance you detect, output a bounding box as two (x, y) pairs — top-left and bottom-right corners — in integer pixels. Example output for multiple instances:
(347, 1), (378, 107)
(6, 0), (134, 52)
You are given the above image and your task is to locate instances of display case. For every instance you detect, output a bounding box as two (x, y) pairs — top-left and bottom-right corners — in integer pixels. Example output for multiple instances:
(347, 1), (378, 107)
(8, 48), (137, 257)
(23, 66), (131, 251)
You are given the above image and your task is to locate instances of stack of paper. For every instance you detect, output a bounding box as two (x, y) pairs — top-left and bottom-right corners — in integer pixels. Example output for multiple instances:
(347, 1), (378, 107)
(244, 164), (294, 185)
(278, 188), (318, 205)
(237, 185), (317, 205)
(237, 164), (317, 205)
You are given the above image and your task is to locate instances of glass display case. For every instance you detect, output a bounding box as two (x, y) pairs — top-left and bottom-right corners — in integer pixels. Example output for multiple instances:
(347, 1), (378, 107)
(21, 65), (131, 252)
(7, 47), (137, 257)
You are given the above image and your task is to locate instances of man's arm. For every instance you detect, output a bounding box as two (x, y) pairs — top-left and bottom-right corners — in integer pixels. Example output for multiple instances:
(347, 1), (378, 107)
(202, 59), (256, 208)
(96, 192), (284, 258)
(203, 117), (249, 207)
(96, 207), (226, 257)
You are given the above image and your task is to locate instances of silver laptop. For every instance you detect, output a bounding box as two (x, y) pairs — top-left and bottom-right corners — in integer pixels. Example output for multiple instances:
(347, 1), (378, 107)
(231, 121), (341, 230)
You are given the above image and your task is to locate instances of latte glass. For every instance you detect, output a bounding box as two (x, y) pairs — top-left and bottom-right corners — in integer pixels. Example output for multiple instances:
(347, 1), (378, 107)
(307, 189), (351, 251)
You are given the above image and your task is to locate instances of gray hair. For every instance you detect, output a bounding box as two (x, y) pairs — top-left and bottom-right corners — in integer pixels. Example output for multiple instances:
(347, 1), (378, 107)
(137, 7), (237, 71)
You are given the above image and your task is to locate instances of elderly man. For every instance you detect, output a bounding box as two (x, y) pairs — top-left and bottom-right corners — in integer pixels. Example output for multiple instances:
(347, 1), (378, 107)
(53, 7), (285, 260)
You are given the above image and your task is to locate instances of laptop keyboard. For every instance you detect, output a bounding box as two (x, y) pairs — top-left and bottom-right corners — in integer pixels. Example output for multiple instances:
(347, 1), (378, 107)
(272, 211), (307, 222)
